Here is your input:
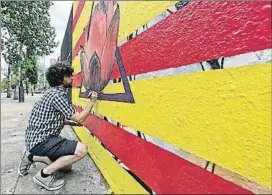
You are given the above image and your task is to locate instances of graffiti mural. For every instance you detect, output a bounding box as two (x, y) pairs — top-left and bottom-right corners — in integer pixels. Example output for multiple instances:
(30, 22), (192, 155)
(79, 1), (134, 103)
(70, 0), (271, 194)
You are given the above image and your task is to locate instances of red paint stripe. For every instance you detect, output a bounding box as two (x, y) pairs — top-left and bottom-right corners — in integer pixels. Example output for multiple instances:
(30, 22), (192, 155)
(74, 105), (253, 194)
(72, 32), (85, 61)
(110, 1), (271, 78)
(72, 1), (86, 31)
(72, 1), (271, 82)
(73, 73), (81, 87)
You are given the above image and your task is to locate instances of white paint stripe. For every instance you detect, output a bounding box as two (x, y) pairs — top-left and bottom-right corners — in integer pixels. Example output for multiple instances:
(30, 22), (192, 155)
(223, 49), (271, 68)
(127, 48), (271, 81)
(108, 49), (271, 84)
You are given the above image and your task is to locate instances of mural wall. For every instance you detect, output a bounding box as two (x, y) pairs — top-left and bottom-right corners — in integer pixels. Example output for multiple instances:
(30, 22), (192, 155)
(61, 6), (73, 103)
(70, 1), (271, 194)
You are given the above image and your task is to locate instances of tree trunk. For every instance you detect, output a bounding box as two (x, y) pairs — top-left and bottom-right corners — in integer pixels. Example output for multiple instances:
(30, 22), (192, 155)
(13, 85), (19, 100)
(18, 42), (24, 103)
(7, 65), (11, 98)
(25, 79), (29, 95)
(30, 83), (34, 96)
(19, 76), (24, 102)
(13, 70), (19, 100)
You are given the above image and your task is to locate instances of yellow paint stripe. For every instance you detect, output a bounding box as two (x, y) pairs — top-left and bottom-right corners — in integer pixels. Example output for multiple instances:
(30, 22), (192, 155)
(73, 1), (93, 48)
(72, 55), (80, 73)
(71, 1), (177, 72)
(73, 126), (148, 194)
(72, 1), (177, 49)
(72, 63), (272, 188)
(72, 85), (89, 106)
(73, 1), (79, 17)
(107, 189), (113, 194)
(118, 1), (177, 42)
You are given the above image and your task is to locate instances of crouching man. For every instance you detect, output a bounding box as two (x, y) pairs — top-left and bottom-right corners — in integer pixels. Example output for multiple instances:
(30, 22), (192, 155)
(17, 62), (98, 191)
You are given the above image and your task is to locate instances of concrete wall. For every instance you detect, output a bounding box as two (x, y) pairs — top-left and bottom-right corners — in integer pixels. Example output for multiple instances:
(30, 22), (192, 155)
(70, 1), (271, 194)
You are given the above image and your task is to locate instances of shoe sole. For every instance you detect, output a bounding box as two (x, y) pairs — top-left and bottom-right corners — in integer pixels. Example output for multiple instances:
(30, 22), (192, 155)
(18, 150), (28, 176)
(17, 162), (27, 177)
(33, 176), (65, 191)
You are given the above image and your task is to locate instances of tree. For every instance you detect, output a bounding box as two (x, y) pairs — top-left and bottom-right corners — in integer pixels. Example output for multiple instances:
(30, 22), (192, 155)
(24, 54), (38, 96)
(1, 1), (58, 102)
(1, 35), (22, 99)
(1, 78), (7, 92)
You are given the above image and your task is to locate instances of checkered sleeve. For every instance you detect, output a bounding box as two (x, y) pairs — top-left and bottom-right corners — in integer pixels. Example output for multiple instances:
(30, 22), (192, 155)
(52, 93), (76, 119)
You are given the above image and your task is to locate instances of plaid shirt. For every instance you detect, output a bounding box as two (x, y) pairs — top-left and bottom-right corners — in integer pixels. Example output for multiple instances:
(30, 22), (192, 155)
(25, 86), (76, 151)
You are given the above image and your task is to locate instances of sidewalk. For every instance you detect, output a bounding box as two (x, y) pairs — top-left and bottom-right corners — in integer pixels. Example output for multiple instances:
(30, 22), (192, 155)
(1, 94), (109, 194)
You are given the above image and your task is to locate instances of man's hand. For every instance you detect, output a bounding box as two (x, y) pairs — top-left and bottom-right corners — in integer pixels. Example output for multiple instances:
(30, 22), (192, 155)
(65, 119), (83, 126)
(88, 91), (98, 104)
(70, 91), (98, 124)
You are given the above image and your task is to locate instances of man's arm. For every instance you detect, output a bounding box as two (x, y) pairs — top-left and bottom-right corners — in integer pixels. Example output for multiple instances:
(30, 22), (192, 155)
(69, 92), (97, 123)
(52, 91), (98, 124)
(64, 119), (82, 126)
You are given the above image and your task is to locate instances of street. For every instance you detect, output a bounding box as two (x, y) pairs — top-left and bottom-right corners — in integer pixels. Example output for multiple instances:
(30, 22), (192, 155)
(1, 94), (109, 194)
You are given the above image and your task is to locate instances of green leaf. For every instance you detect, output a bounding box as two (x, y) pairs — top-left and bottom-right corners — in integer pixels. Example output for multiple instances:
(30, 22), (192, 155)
(1, 1), (58, 59)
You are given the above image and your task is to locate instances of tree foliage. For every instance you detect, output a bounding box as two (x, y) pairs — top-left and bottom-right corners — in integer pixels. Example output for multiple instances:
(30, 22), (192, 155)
(24, 54), (38, 85)
(1, 1), (58, 56)
(1, 78), (7, 90)
(1, 1), (58, 99)
(1, 35), (21, 72)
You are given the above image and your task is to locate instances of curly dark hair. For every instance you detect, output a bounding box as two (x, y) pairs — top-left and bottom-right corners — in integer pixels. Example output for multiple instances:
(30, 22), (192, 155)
(46, 62), (74, 87)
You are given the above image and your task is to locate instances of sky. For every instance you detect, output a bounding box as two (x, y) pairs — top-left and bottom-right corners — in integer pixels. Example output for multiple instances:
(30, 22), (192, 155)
(1, 1), (73, 72)
(46, 1), (73, 66)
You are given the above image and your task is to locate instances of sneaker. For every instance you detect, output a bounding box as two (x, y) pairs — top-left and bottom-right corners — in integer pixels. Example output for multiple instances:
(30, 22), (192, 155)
(17, 150), (36, 176)
(33, 170), (65, 191)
